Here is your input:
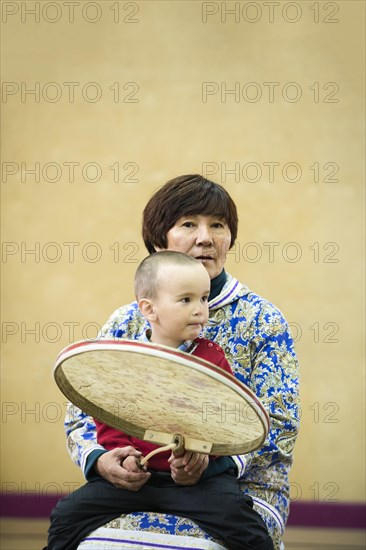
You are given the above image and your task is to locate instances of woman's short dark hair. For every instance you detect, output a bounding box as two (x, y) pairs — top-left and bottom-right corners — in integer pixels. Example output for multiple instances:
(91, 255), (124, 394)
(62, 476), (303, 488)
(142, 174), (238, 253)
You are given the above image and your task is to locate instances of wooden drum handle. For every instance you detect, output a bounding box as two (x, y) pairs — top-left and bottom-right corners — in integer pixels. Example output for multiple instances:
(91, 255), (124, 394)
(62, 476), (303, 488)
(139, 434), (185, 467)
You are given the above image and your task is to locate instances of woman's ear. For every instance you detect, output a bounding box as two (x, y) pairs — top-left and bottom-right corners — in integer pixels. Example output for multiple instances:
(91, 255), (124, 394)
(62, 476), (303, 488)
(138, 298), (157, 322)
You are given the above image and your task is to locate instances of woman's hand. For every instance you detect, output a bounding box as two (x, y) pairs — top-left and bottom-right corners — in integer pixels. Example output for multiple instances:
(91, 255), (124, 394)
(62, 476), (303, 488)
(95, 447), (150, 491)
(168, 451), (209, 485)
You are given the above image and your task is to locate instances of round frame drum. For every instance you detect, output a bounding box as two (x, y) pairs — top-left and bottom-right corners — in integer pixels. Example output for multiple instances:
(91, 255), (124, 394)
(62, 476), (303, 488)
(54, 339), (270, 455)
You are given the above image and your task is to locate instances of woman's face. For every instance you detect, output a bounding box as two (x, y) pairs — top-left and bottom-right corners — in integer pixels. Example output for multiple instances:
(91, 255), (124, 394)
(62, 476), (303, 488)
(162, 215), (232, 280)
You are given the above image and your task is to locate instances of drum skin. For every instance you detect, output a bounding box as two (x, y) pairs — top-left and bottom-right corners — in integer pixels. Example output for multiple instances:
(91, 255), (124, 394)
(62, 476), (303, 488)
(54, 339), (270, 455)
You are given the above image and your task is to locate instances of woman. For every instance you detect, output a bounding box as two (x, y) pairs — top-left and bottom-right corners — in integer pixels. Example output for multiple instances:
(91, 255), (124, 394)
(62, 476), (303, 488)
(62, 175), (300, 549)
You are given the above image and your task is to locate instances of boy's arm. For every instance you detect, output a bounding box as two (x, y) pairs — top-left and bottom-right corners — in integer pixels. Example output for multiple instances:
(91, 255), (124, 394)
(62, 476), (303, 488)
(189, 342), (242, 480)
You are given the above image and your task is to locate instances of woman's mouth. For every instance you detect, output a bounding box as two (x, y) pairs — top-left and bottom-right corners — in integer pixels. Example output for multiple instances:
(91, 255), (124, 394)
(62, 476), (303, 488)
(195, 255), (214, 262)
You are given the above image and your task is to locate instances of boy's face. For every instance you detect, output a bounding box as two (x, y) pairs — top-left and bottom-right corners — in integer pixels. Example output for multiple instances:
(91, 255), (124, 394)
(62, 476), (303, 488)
(146, 263), (210, 348)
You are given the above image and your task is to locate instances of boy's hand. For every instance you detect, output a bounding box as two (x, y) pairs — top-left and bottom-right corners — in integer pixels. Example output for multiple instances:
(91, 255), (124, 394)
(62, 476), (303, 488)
(168, 451), (209, 485)
(122, 455), (148, 473)
(95, 447), (150, 491)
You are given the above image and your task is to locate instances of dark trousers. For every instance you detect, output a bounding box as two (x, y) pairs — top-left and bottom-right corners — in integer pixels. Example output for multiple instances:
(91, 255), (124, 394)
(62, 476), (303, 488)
(45, 471), (274, 550)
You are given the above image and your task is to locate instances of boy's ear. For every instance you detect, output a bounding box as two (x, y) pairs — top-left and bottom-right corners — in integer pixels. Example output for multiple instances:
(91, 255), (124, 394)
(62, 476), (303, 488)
(138, 298), (157, 321)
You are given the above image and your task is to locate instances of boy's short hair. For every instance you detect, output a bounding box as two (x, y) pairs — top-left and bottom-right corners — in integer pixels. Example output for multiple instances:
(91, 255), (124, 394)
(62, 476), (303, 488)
(142, 174), (238, 254)
(134, 251), (203, 301)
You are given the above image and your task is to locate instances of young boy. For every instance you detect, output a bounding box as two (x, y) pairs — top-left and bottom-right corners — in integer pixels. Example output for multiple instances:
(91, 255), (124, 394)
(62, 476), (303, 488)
(45, 252), (273, 550)
(95, 250), (234, 475)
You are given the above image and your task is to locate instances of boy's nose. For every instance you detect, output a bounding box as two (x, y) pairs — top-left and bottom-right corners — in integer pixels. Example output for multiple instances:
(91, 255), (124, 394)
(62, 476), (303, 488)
(193, 304), (206, 317)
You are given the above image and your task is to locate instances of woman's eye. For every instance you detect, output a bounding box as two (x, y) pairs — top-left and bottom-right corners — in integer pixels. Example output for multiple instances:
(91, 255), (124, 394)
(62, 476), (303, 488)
(212, 222), (224, 229)
(182, 221), (195, 228)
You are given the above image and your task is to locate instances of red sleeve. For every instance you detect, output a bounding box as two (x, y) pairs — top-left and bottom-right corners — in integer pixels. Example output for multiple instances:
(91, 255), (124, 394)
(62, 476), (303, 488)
(192, 338), (234, 376)
(215, 353), (234, 375)
(94, 419), (135, 450)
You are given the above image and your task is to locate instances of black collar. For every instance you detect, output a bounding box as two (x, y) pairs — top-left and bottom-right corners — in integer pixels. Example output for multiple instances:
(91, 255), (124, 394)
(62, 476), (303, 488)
(209, 269), (227, 302)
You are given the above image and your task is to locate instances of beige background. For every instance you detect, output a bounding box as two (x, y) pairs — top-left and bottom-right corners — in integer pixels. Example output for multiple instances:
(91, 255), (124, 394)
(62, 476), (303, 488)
(1, 0), (365, 506)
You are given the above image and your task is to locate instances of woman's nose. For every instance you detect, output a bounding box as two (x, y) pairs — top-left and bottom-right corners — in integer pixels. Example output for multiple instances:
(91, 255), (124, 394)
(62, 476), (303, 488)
(195, 225), (213, 245)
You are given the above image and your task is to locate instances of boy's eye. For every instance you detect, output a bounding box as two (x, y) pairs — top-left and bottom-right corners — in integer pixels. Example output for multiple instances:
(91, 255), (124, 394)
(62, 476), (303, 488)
(201, 296), (208, 302)
(182, 297), (191, 303)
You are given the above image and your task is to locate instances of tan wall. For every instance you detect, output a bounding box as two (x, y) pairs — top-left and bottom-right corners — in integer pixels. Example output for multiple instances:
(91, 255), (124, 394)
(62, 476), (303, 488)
(1, 0), (364, 505)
